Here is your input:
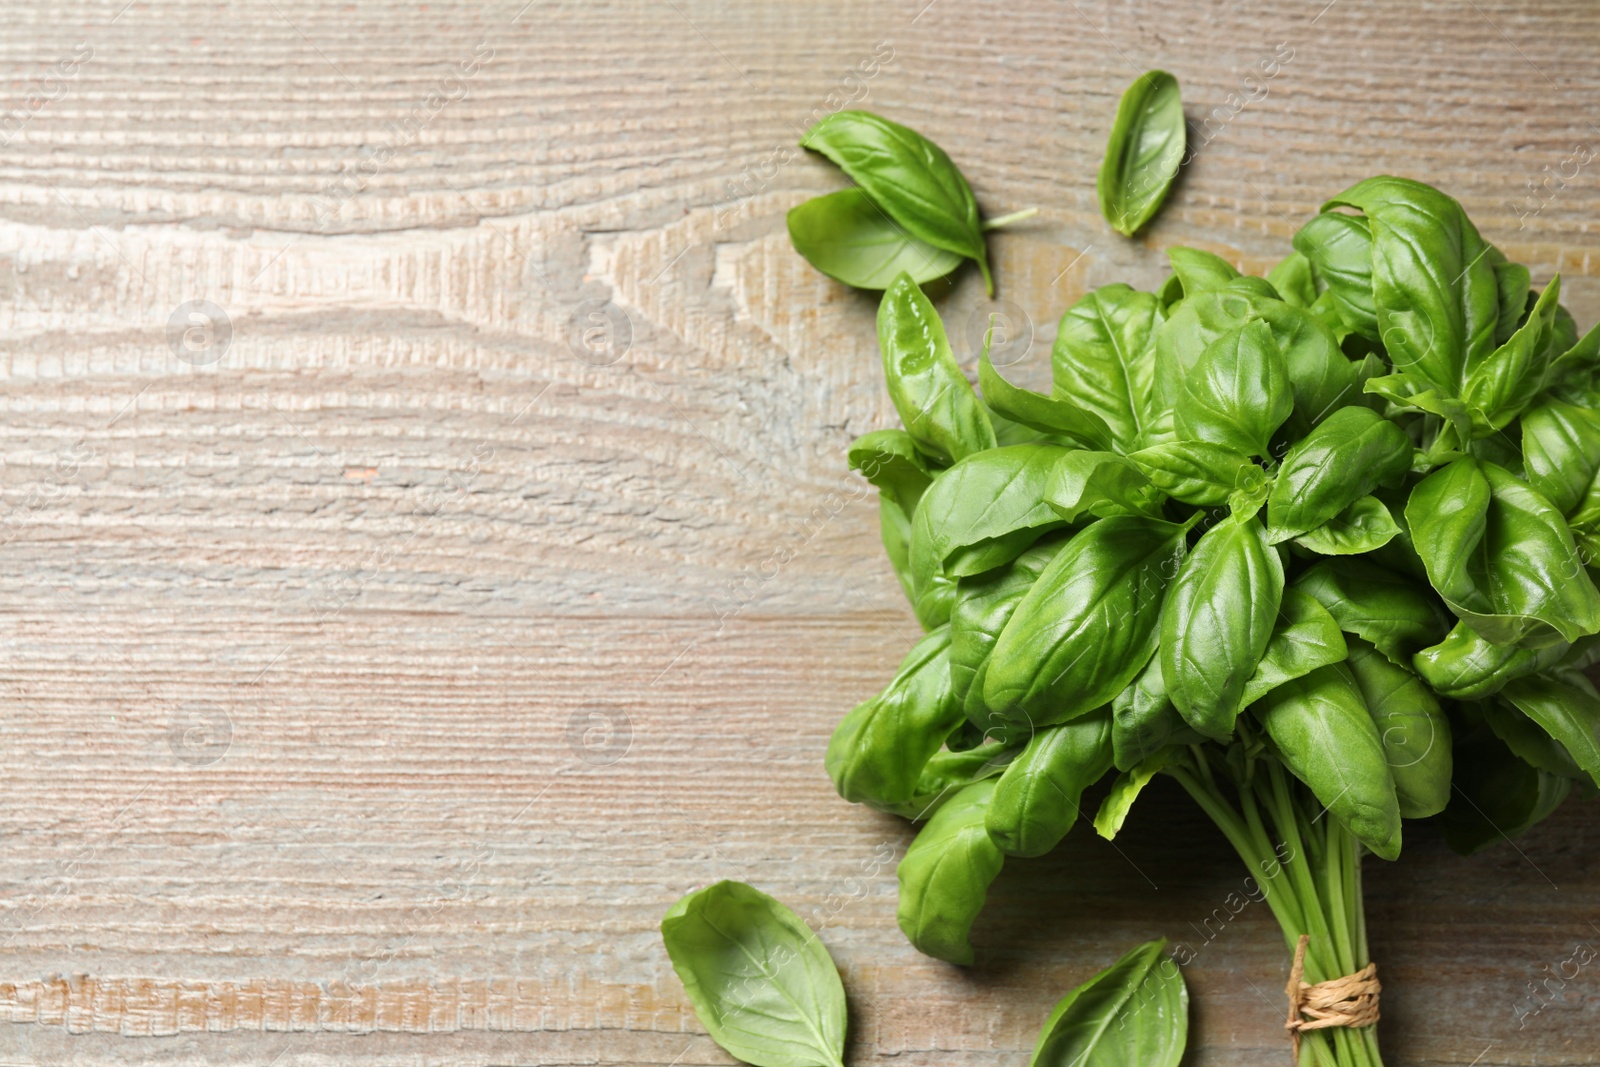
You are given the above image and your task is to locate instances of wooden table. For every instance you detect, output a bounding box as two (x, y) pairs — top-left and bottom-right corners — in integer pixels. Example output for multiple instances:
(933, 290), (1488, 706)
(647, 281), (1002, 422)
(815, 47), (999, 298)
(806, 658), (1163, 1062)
(1, 1), (1597, 1063)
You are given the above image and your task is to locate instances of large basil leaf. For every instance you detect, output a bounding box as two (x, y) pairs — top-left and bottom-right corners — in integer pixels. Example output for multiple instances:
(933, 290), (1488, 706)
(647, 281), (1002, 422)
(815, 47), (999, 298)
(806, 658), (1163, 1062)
(826, 628), (962, 810)
(1440, 716), (1571, 855)
(878, 273), (997, 464)
(1344, 638), (1451, 818)
(916, 444), (1069, 576)
(1237, 587), (1348, 708)
(1254, 663), (1402, 860)
(1045, 450), (1163, 521)
(950, 539), (1066, 705)
(1030, 939), (1188, 1067)
(986, 708), (1114, 857)
(1412, 621), (1569, 700)
(896, 779), (1005, 964)
(1461, 274), (1561, 430)
(1292, 495), (1402, 556)
(802, 111), (992, 293)
(1052, 283), (1163, 451)
(1160, 515), (1284, 740)
(787, 187), (964, 290)
(1097, 70), (1184, 237)
(1500, 672), (1600, 788)
(1292, 211), (1378, 340)
(1166, 247), (1239, 295)
(661, 880), (847, 1067)
(1113, 653), (1202, 771)
(1175, 319), (1292, 457)
(848, 428), (934, 519)
(1265, 406), (1412, 541)
(980, 348), (1115, 450)
(983, 516), (1186, 728)
(1521, 399), (1600, 517)
(1126, 440), (1260, 507)
(1294, 558), (1452, 666)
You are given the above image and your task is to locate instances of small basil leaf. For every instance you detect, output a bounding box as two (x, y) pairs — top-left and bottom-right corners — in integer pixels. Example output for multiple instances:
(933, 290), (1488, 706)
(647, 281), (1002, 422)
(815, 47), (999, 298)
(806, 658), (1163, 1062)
(848, 428), (935, 519)
(1344, 638), (1452, 818)
(986, 708), (1114, 857)
(1254, 663), (1402, 860)
(917, 444), (1070, 576)
(950, 538), (1067, 705)
(1362, 371), (1474, 450)
(1266, 406), (1412, 541)
(1166, 246), (1240, 296)
(1093, 750), (1170, 840)
(1545, 319), (1600, 395)
(1029, 939), (1188, 1067)
(896, 779), (1005, 964)
(1500, 672), (1600, 789)
(878, 273), (997, 464)
(1461, 274), (1561, 430)
(1097, 70), (1185, 237)
(1052, 283), (1163, 452)
(1045, 450), (1163, 521)
(1175, 319), (1292, 457)
(1291, 495), (1402, 556)
(879, 495), (917, 606)
(880, 742), (1023, 821)
(802, 111), (992, 294)
(661, 880), (847, 1067)
(1126, 440), (1259, 507)
(1522, 400), (1600, 517)
(1237, 587), (1348, 709)
(1112, 655), (1203, 772)
(980, 347), (1116, 450)
(1292, 211), (1378, 340)
(1294, 557), (1452, 666)
(1266, 250), (1318, 310)
(1412, 621), (1569, 700)
(787, 187), (965, 290)
(1160, 515), (1284, 740)
(1440, 716), (1571, 855)
(1491, 255), (1532, 345)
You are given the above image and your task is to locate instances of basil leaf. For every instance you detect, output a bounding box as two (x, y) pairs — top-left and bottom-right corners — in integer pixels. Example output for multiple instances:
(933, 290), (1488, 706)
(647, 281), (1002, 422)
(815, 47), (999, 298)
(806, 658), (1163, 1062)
(1292, 211), (1378, 340)
(1093, 751), (1169, 840)
(1254, 663), (1402, 860)
(986, 708), (1114, 857)
(1176, 319), (1293, 457)
(1292, 495), (1402, 555)
(1440, 717), (1570, 855)
(1522, 399), (1600, 517)
(916, 443), (1069, 576)
(878, 273), (997, 464)
(950, 538), (1066, 706)
(1266, 251), (1317, 310)
(1265, 406), (1412, 542)
(907, 489), (958, 629)
(1097, 70), (1184, 237)
(1160, 515), (1284, 740)
(1030, 939), (1188, 1067)
(980, 347), (1115, 450)
(1483, 699), (1586, 782)
(1461, 274), (1562, 431)
(1413, 621), (1569, 700)
(1045, 450), (1163, 521)
(802, 111), (992, 294)
(661, 881), (847, 1067)
(1500, 672), (1600, 788)
(1294, 557), (1452, 666)
(1344, 638), (1451, 818)
(1166, 247), (1239, 296)
(883, 742), (1024, 821)
(848, 428), (934, 519)
(1237, 587), (1348, 708)
(983, 516), (1186, 728)
(1545, 318), (1600, 395)
(1491, 254), (1532, 345)
(1126, 440), (1260, 507)
(787, 187), (965, 290)
(896, 779), (1005, 964)
(879, 495), (917, 606)
(1112, 655), (1202, 772)
(1052, 283), (1163, 452)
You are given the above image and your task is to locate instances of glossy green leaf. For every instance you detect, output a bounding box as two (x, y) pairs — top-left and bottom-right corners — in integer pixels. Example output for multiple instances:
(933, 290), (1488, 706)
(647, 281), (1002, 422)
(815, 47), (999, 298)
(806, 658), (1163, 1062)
(906, 489), (957, 629)
(1093, 751), (1169, 840)
(878, 273), (997, 464)
(980, 348), (1115, 450)
(1126, 440), (1260, 507)
(1491, 254), (1532, 345)
(916, 444), (1069, 576)
(848, 428), (934, 519)
(1266, 251), (1317, 310)
(1112, 654), (1202, 772)
(1412, 621), (1569, 700)
(1521, 399), (1600, 517)
(787, 188), (964, 290)
(1266, 406), (1412, 542)
(1052, 284), (1163, 452)
(1500, 672), (1600, 788)
(1166, 247), (1239, 296)
(1030, 939), (1188, 1067)
(1237, 587), (1348, 708)
(1175, 320), (1292, 457)
(1343, 638), (1451, 818)
(661, 880), (847, 1067)
(1483, 700), (1586, 782)
(896, 779), (1005, 964)
(1440, 717), (1570, 855)
(950, 539), (1066, 706)
(1294, 557), (1452, 666)
(1292, 495), (1402, 555)
(1292, 210), (1378, 340)
(1545, 319), (1600, 395)
(1098, 70), (1185, 237)
(802, 111), (992, 293)
(881, 742), (1021, 821)
(1045, 450), (1163, 521)
(1160, 515), (1284, 740)
(986, 708), (1114, 857)
(878, 494), (917, 605)
(1461, 274), (1561, 430)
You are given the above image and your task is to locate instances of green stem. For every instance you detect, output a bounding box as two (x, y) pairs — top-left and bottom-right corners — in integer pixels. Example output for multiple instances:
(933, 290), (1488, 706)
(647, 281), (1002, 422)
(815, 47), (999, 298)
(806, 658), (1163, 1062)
(981, 207), (1039, 231)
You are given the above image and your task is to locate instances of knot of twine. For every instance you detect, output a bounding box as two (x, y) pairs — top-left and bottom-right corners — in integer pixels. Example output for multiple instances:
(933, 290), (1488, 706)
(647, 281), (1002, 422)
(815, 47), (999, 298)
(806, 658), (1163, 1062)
(1284, 934), (1381, 1061)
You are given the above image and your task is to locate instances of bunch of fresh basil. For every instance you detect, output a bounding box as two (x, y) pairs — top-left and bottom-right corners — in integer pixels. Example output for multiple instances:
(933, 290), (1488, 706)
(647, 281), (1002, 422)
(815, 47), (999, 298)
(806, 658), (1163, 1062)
(830, 176), (1600, 1067)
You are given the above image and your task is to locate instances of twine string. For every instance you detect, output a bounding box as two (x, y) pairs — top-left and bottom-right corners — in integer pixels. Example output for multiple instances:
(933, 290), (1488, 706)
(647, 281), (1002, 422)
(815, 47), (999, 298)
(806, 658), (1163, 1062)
(1284, 934), (1382, 1061)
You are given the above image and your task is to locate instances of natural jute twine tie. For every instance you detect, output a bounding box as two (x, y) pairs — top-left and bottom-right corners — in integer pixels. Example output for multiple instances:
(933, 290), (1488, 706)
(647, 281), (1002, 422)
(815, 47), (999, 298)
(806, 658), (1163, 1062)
(1284, 934), (1382, 1061)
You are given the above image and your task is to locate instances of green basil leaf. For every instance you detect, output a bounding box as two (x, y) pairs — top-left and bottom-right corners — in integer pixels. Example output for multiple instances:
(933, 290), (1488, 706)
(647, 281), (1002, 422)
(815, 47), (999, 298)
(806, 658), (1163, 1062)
(1097, 70), (1185, 237)
(1254, 663), (1402, 860)
(1166, 247), (1239, 296)
(1500, 672), (1600, 788)
(1483, 699), (1586, 782)
(826, 628), (963, 811)
(1175, 319), (1292, 456)
(1126, 440), (1260, 507)
(1292, 211), (1378, 340)
(1412, 621), (1569, 700)
(950, 538), (1067, 706)
(1052, 283), (1163, 452)
(1344, 638), (1451, 818)
(787, 188), (965, 290)
(882, 742), (1022, 821)
(1521, 399), (1600, 517)
(1266, 406), (1412, 541)
(1491, 255), (1532, 345)
(1029, 939), (1188, 1067)
(982, 516), (1186, 729)
(980, 347), (1115, 450)
(1291, 495), (1402, 555)
(1045, 450), (1163, 521)
(1362, 371), (1474, 451)
(986, 708), (1114, 857)
(879, 495), (917, 606)
(916, 444), (1069, 576)
(1093, 750), (1170, 840)
(1237, 587), (1348, 709)
(1294, 557), (1452, 666)
(848, 428), (935, 518)
(1440, 716), (1570, 855)
(1160, 515), (1284, 740)
(802, 111), (992, 294)
(1461, 274), (1561, 430)
(1266, 251), (1317, 310)
(1544, 319), (1600, 396)
(896, 779), (1005, 964)
(878, 273), (997, 464)
(907, 488), (957, 629)
(661, 880), (847, 1067)
(1112, 655), (1203, 772)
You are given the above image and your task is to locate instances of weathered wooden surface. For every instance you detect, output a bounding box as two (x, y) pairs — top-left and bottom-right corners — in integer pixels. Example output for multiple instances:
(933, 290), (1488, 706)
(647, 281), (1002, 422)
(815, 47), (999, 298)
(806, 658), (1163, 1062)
(1, 1), (1598, 1063)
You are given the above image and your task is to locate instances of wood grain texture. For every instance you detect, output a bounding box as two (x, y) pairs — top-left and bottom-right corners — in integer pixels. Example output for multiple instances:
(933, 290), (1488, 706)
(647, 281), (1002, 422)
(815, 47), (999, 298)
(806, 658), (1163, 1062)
(1, 0), (1599, 1063)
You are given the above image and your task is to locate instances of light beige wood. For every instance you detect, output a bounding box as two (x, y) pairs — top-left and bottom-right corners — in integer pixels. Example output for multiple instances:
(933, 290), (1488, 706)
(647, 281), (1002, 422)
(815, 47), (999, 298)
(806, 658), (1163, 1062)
(1, 1), (1599, 1064)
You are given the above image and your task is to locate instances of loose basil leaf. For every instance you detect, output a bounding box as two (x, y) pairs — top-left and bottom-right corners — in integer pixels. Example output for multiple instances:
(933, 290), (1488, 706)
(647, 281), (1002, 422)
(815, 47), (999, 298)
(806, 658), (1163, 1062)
(1491, 254), (1532, 345)
(980, 348), (1116, 450)
(787, 188), (965, 290)
(1166, 247), (1239, 296)
(1292, 211), (1378, 340)
(883, 742), (1022, 821)
(1294, 557), (1452, 665)
(1441, 717), (1571, 855)
(1500, 672), (1600, 788)
(1522, 399), (1600, 517)
(983, 516), (1186, 728)
(802, 111), (993, 294)
(1126, 440), (1260, 507)
(1052, 284), (1163, 452)
(826, 628), (963, 811)
(661, 880), (847, 1067)
(1237, 587), (1348, 709)
(950, 538), (1066, 705)
(1292, 495), (1402, 555)
(986, 708), (1114, 857)
(1324, 176), (1499, 400)
(879, 495), (917, 605)
(1344, 638), (1451, 818)
(1112, 654), (1202, 772)
(1413, 621), (1569, 700)
(1045, 450), (1163, 521)
(1097, 70), (1184, 237)
(1266, 251), (1317, 310)
(896, 779), (1005, 964)
(1266, 406), (1412, 542)
(1030, 939), (1188, 1067)
(878, 273), (997, 464)
(1093, 750), (1169, 840)
(1175, 320), (1292, 457)
(1461, 274), (1561, 431)
(848, 428), (935, 519)
(917, 444), (1070, 576)
(1483, 700), (1586, 782)
(1160, 515), (1284, 740)
(1254, 663), (1402, 860)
